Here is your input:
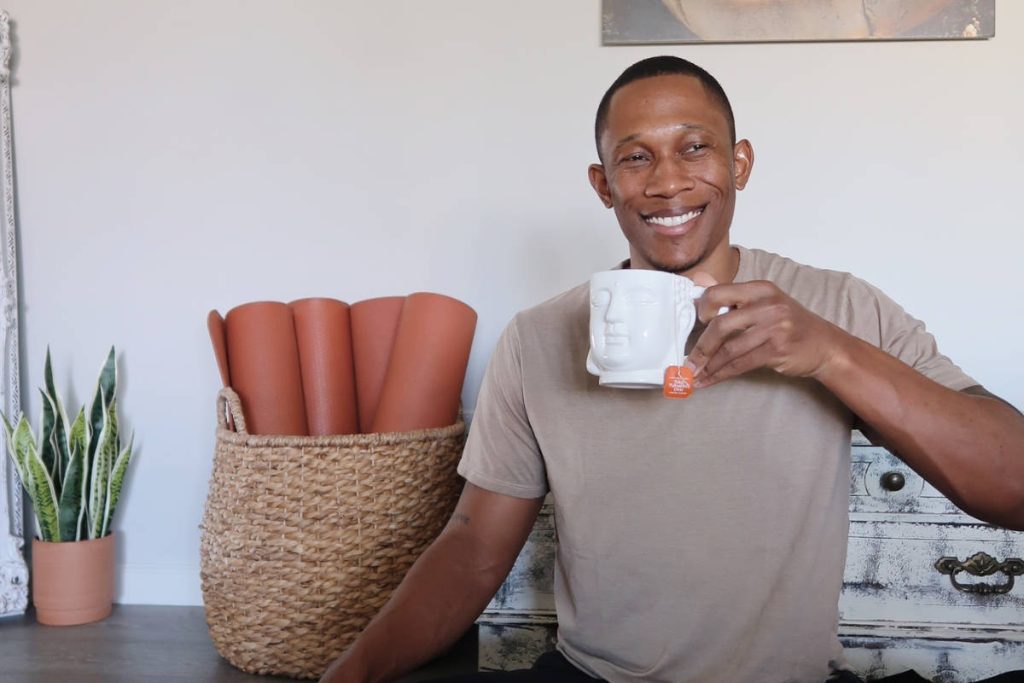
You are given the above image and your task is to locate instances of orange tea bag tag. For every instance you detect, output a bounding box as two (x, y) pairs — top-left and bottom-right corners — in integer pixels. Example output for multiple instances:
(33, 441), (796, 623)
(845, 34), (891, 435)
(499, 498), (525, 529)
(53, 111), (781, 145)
(663, 365), (695, 399)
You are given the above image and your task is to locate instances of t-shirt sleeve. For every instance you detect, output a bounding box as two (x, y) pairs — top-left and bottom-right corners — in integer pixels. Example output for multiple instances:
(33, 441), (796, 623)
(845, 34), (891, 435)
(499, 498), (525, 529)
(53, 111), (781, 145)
(855, 279), (978, 392)
(457, 316), (549, 499)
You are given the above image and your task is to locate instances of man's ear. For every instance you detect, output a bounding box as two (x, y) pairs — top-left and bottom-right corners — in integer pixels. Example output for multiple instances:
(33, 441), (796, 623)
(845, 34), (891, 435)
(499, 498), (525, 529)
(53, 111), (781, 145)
(733, 139), (754, 191)
(588, 163), (614, 208)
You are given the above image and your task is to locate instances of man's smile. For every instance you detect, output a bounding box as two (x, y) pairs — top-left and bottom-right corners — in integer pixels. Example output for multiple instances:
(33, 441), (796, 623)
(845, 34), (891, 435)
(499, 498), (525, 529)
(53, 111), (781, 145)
(642, 206), (705, 234)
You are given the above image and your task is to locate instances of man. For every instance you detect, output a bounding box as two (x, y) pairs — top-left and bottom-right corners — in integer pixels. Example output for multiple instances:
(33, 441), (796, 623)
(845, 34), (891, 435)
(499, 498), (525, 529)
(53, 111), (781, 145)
(321, 56), (1024, 683)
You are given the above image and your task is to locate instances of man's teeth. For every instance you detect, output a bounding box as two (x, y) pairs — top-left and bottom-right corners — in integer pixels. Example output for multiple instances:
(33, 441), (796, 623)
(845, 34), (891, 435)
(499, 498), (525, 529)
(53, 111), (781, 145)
(645, 208), (703, 227)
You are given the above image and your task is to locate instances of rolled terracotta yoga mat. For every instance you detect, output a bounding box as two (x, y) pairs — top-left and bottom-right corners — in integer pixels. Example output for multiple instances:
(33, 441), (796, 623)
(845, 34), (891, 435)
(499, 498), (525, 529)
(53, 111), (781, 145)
(289, 297), (359, 436)
(207, 310), (231, 388)
(350, 296), (405, 433)
(224, 301), (308, 436)
(371, 292), (477, 433)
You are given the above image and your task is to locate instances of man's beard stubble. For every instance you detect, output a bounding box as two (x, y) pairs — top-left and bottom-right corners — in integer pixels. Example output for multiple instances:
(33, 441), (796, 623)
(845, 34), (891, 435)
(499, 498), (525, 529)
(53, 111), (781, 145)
(648, 254), (702, 276)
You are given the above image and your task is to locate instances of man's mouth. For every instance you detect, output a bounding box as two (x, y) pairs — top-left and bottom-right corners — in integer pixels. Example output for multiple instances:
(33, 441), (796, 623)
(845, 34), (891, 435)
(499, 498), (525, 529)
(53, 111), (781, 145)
(643, 207), (704, 228)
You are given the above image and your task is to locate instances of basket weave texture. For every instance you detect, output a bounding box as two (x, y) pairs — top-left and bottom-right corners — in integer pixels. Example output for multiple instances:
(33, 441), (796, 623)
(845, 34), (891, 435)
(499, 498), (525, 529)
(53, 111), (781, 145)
(200, 388), (465, 679)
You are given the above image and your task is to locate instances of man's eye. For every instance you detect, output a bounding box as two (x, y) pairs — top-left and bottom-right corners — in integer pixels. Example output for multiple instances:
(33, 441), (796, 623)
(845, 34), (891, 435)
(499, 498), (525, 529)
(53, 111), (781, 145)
(684, 143), (708, 154)
(619, 153), (649, 165)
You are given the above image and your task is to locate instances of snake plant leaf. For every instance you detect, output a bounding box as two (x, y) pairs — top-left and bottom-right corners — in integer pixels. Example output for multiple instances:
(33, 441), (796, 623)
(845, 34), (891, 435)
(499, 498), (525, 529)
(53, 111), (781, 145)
(9, 415), (35, 492)
(88, 397), (117, 540)
(101, 434), (134, 538)
(1, 411), (24, 485)
(76, 408), (92, 541)
(67, 407), (88, 462)
(1, 410), (14, 450)
(44, 352), (72, 493)
(88, 346), (117, 464)
(59, 409), (88, 541)
(24, 437), (60, 542)
(39, 387), (58, 487)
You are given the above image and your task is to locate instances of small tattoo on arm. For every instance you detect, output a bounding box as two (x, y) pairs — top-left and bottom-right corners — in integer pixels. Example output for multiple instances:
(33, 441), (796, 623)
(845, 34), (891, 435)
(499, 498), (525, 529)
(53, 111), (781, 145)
(452, 512), (471, 526)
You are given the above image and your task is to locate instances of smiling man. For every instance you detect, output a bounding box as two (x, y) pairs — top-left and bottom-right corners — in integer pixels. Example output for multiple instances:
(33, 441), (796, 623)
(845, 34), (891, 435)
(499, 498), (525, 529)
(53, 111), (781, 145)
(320, 57), (1024, 683)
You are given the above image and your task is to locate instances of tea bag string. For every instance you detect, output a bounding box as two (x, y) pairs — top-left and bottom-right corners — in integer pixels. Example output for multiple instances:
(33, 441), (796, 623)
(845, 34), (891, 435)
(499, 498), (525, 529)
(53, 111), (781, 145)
(674, 278), (684, 369)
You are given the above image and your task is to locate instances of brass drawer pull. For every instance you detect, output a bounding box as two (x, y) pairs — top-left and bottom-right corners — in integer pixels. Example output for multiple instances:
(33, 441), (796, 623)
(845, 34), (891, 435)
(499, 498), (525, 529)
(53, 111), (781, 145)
(935, 552), (1024, 595)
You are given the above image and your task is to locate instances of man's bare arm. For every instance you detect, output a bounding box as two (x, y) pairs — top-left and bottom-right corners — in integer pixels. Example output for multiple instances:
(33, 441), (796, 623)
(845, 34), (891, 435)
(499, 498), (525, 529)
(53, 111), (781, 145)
(814, 335), (1024, 530)
(318, 482), (544, 683)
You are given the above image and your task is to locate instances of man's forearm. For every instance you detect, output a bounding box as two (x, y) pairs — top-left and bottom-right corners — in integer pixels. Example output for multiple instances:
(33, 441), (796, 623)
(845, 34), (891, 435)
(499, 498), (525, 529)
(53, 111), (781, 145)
(818, 330), (1024, 529)
(321, 528), (508, 683)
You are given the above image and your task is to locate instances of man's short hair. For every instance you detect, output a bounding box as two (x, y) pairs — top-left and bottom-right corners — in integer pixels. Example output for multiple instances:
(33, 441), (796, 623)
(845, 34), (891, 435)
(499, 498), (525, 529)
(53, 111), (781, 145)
(594, 56), (737, 160)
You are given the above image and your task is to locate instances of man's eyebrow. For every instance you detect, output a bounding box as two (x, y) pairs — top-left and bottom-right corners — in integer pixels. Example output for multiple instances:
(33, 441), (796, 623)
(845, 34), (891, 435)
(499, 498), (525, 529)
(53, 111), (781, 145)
(612, 123), (709, 150)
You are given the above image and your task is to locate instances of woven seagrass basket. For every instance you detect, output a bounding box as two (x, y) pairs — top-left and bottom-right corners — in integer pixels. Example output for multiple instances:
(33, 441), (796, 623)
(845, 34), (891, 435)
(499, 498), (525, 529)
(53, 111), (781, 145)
(200, 387), (465, 679)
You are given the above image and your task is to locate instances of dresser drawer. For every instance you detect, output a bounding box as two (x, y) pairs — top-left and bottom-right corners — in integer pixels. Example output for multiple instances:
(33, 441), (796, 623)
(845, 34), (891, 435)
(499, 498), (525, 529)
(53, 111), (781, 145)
(841, 520), (1024, 626)
(840, 626), (1024, 683)
(850, 447), (961, 517)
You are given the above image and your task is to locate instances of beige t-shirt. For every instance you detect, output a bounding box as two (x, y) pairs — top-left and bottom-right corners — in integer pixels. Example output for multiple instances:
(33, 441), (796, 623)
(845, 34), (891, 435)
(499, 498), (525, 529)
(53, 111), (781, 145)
(458, 246), (975, 683)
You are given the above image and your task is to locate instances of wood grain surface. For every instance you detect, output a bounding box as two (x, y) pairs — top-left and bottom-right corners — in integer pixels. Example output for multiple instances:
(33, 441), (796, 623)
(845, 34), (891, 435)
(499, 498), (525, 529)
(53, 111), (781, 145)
(0, 605), (477, 682)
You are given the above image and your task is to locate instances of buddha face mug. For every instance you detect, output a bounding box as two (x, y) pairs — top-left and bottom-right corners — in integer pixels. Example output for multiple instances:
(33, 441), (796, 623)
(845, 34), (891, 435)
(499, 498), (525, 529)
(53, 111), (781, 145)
(586, 269), (708, 389)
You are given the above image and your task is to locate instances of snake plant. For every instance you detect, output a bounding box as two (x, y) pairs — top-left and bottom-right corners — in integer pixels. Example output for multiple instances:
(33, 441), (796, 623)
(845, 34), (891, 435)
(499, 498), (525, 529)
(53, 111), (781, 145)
(1, 347), (135, 542)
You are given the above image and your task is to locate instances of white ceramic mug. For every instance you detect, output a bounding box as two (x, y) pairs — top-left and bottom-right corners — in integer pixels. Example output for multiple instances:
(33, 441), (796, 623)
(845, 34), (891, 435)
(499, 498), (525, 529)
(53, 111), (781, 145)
(585, 270), (709, 389)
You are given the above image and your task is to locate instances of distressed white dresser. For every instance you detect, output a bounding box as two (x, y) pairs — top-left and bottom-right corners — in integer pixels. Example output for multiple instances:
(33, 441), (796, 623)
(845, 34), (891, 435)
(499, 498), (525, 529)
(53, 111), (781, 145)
(477, 432), (1024, 681)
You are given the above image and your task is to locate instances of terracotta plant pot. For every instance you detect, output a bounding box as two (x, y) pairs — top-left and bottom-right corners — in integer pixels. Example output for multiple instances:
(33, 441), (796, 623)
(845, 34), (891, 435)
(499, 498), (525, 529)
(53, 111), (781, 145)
(290, 298), (360, 436)
(32, 534), (115, 626)
(350, 296), (405, 433)
(371, 292), (477, 433)
(224, 301), (308, 436)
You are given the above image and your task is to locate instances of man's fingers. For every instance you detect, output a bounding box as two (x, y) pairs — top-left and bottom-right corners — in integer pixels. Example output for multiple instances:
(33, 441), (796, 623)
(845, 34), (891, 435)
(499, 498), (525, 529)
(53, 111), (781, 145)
(697, 341), (774, 388)
(685, 306), (757, 375)
(695, 280), (778, 323)
(701, 324), (773, 378)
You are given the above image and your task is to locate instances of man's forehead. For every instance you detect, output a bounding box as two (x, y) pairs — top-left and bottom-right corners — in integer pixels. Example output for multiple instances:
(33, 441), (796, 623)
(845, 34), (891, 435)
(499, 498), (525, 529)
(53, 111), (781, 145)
(603, 85), (730, 151)
(615, 123), (712, 146)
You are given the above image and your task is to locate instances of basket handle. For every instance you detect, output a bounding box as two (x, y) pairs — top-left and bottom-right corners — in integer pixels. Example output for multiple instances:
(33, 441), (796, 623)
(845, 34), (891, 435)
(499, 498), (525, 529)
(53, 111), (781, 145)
(216, 387), (249, 435)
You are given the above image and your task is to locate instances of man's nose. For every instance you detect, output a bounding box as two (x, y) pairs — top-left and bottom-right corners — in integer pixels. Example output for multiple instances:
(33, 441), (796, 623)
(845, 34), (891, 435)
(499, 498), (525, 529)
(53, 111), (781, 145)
(644, 157), (693, 198)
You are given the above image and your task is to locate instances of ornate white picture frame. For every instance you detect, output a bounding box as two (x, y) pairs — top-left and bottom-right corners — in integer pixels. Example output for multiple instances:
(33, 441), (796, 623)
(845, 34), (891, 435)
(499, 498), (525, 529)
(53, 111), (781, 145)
(0, 8), (27, 618)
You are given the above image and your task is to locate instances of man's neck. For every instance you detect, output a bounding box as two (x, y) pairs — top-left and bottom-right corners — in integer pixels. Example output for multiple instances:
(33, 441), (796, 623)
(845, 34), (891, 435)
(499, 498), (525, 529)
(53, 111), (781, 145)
(624, 244), (740, 284)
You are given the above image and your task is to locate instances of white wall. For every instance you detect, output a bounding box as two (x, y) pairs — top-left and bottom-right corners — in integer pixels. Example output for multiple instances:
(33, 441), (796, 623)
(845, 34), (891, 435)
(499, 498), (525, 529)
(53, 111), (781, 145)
(3, 0), (1021, 605)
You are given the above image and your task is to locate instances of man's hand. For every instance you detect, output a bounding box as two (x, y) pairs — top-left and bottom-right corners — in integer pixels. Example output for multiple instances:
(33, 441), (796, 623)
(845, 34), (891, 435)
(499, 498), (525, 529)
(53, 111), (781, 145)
(685, 279), (849, 387)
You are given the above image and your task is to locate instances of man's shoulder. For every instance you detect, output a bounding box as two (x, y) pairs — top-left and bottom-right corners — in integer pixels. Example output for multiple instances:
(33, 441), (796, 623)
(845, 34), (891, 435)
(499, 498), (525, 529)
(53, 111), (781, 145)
(737, 245), (892, 325)
(513, 280), (590, 327)
(738, 245), (877, 299)
(494, 280), (591, 360)
(739, 245), (852, 283)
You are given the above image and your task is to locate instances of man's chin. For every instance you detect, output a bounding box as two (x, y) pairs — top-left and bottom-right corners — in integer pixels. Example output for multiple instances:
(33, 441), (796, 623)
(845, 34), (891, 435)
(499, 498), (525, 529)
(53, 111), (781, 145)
(648, 255), (702, 275)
